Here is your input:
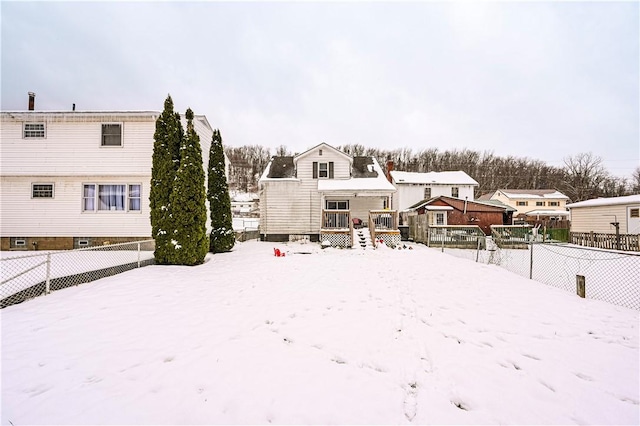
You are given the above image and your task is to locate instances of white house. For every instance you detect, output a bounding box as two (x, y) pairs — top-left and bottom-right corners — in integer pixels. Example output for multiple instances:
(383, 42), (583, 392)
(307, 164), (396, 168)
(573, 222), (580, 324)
(567, 194), (640, 234)
(388, 169), (479, 212)
(258, 143), (398, 247)
(1, 106), (214, 250)
(478, 189), (570, 223)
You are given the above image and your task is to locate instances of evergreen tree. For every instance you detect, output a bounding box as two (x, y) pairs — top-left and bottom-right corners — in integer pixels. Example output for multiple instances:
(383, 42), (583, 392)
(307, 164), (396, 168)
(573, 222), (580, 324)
(167, 108), (209, 265)
(208, 129), (235, 253)
(150, 95), (183, 264)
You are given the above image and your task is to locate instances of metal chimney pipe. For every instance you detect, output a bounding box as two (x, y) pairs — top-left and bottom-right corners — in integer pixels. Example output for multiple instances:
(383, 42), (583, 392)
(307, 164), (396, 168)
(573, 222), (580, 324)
(28, 92), (35, 111)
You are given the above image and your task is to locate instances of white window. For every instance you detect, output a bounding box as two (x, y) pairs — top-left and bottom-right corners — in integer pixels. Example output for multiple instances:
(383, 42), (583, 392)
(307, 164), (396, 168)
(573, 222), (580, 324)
(101, 124), (122, 146)
(549, 201), (560, 207)
(451, 187), (459, 198)
(319, 162), (328, 178)
(424, 188), (431, 199)
(24, 123), (45, 138)
(32, 183), (54, 198)
(83, 184), (141, 212)
(536, 201), (545, 206)
(516, 201), (528, 206)
(326, 200), (349, 210)
(436, 212), (445, 225)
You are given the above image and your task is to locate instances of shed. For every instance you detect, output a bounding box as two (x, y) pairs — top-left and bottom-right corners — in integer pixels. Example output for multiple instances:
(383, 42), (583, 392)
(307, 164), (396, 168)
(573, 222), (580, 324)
(567, 194), (640, 234)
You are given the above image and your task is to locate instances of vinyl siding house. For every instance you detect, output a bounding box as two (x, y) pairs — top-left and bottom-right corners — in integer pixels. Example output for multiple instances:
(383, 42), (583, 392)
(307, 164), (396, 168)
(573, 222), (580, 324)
(259, 143), (399, 247)
(388, 169), (479, 212)
(479, 189), (570, 224)
(0, 109), (213, 250)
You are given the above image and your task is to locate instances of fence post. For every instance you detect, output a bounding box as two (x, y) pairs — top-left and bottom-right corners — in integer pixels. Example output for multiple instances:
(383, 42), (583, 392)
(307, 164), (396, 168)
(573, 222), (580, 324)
(137, 242), (141, 268)
(441, 229), (445, 252)
(576, 275), (586, 298)
(476, 237), (481, 262)
(45, 253), (51, 294)
(529, 242), (533, 280)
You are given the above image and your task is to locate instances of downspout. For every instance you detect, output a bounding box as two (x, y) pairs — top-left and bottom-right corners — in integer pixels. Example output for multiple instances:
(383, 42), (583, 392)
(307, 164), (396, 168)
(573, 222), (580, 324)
(464, 196), (468, 215)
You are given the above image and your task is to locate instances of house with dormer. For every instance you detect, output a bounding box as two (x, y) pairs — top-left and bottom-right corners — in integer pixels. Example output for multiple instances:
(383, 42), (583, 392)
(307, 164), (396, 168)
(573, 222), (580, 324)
(258, 143), (399, 247)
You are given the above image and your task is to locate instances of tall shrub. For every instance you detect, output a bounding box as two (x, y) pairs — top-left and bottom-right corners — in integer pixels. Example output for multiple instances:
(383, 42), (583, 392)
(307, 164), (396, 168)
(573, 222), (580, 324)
(208, 129), (235, 253)
(166, 108), (209, 265)
(150, 95), (183, 264)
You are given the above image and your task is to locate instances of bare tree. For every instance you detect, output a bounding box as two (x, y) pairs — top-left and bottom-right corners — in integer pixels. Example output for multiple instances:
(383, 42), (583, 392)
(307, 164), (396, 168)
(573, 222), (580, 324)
(561, 152), (610, 202)
(631, 167), (640, 193)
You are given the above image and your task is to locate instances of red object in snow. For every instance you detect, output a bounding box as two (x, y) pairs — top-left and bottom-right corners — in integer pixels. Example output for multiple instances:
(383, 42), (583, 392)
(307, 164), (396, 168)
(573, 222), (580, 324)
(273, 248), (285, 257)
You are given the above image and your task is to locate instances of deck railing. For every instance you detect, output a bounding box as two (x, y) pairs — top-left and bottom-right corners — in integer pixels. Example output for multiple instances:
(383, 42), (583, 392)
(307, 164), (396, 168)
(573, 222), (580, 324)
(570, 232), (640, 252)
(322, 210), (351, 229)
(368, 210), (399, 245)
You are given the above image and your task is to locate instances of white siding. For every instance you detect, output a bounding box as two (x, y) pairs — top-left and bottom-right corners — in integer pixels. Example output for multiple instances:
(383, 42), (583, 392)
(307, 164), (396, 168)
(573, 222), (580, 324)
(570, 204), (639, 234)
(1, 176), (151, 237)
(1, 114), (157, 177)
(260, 180), (312, 234)
(1, 111), (214, 238)
(394, 183), (475, 211)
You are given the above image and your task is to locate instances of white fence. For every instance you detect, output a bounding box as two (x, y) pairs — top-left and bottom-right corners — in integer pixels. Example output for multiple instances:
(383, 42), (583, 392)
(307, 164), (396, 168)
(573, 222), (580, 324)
(1, 240), (155, 308)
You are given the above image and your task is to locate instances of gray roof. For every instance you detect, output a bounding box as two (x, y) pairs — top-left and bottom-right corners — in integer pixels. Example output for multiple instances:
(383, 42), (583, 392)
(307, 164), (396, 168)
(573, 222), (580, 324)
(266, 156), (295, 178)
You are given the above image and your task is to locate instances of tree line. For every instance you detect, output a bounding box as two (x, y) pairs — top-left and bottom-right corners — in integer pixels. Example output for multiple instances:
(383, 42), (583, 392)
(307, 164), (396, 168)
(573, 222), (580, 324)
(225, 143), (640, 202)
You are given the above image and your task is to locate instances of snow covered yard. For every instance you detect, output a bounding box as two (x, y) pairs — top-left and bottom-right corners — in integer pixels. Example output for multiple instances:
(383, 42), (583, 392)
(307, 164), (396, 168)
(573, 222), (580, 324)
(1, 240), (638, 425)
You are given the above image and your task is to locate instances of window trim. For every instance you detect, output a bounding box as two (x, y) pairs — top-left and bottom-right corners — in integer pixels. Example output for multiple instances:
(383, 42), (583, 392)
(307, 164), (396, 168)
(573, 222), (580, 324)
(536, 201), (545, 206)
(31, 183), (54, 199)
(516, 201), (528, 206)
(101, 123), (123, 147)
(424, 187), (431, 199)
(82, 183), (142, 213)
(549, 201), (560, 207)
(23, 122), (46, 139)
(451, 187), (459, 198)
(325, 200), (349, 210)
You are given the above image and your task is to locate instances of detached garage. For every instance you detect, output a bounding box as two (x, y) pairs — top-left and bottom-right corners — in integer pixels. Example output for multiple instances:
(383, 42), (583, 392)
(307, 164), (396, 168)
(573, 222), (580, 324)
(567, 194), (640, 251)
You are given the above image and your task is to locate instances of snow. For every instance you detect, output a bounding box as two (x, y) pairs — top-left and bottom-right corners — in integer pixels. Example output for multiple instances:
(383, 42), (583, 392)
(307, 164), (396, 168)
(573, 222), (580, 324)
(567, 194), (640, 209)
(2, 240), (638, 425)
(391, 170), (479, 186)
(317, 158), (395, 192)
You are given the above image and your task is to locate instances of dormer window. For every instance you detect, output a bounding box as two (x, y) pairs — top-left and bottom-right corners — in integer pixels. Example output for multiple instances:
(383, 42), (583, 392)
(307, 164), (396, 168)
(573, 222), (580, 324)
(313, 161), (334, 179)
(319, 162), (328, 178)
(319, 149), (323, 156)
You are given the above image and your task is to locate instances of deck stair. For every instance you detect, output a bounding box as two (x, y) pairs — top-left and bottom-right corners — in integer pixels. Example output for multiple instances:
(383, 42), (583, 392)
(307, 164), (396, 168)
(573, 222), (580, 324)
(354, 228), (374, 250)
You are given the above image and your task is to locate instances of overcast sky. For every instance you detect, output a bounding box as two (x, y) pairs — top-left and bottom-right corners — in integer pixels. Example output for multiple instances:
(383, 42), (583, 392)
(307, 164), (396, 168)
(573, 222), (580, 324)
(2, 1), (638, 178)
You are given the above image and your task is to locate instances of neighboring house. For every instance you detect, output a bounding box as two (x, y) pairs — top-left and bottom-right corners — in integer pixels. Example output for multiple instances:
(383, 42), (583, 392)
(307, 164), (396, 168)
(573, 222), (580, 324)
(230, 191), (259, 217)
(567, 194), (640, 234)
(387, 166), (479, 212)
(259, 143), (398, 247)
(478, 189), (570, 224)
(404, 196), (509, 235)
(1, 100), (213, 251)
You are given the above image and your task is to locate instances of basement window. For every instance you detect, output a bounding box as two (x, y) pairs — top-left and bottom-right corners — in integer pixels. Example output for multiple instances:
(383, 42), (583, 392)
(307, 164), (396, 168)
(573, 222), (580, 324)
(10, 238), (27, 249)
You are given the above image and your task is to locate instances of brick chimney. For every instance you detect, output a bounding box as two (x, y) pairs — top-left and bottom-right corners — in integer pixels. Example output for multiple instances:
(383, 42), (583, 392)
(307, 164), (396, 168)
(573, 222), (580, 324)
(386, 160), (394, 183)
(28, 92), (35, 111)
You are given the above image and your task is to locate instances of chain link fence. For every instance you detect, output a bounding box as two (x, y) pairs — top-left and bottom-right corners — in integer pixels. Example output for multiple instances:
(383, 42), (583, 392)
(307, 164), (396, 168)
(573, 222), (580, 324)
(1, 240), (155, 309)
(442, 239), (640, 311)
